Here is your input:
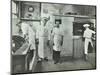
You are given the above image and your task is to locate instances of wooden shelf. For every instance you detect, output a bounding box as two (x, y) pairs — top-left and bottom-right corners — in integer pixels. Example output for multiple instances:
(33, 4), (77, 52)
(53, 14), (96, 19)
(20, 18), (40, 21)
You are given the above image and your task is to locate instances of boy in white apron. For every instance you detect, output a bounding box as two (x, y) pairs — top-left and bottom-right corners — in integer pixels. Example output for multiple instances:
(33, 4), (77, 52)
(37, 17), (50, 61)
(83, 24), (95, 60)
(52, 20), (64, 64)
(21, 21), (36, 70)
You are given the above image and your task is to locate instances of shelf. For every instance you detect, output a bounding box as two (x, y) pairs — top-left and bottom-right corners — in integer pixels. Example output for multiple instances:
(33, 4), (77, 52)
(20, 18), (41, 21)
(53, 14), (95, 19)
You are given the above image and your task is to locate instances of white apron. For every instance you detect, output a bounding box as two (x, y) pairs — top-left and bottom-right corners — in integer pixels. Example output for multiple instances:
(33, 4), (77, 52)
(37, 25), (49, 58)
(52, 27), (64, 51)
(28, 26), (36, 50)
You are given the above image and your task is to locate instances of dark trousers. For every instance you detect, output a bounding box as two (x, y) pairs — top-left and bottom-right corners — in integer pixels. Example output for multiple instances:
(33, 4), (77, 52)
(29, 50), (34, 61)
(27, 50), (34, 71)
(53, 50), (61, 62)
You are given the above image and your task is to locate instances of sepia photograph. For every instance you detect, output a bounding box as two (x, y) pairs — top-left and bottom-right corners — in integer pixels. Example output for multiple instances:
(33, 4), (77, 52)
(11, 0), (96, 74)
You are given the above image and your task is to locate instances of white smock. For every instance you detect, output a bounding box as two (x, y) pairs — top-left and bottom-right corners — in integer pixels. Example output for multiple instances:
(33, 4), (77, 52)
(83, 28), (95, 54)
(21, 22), (36, 50)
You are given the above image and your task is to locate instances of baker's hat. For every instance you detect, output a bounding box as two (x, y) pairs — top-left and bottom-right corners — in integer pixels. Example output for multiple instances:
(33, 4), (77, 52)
(83, 24), (90, 27)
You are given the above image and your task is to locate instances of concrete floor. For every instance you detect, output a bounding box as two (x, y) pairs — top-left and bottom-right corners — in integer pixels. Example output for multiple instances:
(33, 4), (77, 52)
(33, 53), (96, 73)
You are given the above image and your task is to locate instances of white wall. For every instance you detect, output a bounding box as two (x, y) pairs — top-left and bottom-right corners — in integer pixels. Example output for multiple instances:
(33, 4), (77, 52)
(61, 17), (74, 56)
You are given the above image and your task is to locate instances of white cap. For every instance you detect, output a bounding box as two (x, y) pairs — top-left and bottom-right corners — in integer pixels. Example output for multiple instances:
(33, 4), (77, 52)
(83, 24), (90, 27)
(41, 16), (50, 21)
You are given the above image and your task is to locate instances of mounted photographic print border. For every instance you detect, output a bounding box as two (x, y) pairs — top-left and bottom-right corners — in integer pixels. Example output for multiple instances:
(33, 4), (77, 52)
(11, 0), (96, 75)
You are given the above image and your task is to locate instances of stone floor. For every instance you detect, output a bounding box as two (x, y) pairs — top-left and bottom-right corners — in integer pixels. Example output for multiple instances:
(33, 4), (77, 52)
(33, 53), (96, 73)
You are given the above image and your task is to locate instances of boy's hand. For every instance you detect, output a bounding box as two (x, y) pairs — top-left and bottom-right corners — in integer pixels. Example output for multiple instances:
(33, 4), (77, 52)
(61, 41), (63, 46)
(36, 39), (39, 44)
(47, 40), (50, 46)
